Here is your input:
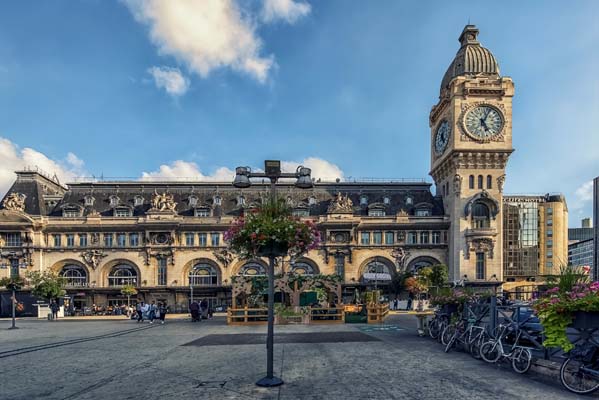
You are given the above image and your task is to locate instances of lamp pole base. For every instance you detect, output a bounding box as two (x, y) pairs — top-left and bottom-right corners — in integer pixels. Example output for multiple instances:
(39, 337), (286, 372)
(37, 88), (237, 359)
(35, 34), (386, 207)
(8, 326), (19, 330)
(255, 376), (284, 387)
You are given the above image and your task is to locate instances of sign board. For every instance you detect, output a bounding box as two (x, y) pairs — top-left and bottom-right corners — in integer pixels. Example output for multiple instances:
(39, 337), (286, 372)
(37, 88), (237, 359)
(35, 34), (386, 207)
(363, 273), (392, 281)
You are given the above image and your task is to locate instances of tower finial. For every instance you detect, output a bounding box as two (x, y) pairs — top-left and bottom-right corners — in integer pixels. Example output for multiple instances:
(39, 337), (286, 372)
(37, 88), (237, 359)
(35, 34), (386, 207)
(459, 24), (479, 46)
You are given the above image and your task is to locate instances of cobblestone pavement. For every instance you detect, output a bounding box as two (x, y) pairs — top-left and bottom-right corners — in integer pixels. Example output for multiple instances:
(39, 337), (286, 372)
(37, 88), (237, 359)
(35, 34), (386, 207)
(0, 315), (594, 400)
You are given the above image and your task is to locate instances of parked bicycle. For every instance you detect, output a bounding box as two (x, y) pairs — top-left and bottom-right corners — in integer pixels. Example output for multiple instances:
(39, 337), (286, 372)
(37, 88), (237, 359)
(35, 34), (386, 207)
(559, 335), (599, 394)
(442, 313), (487, 359)
(428, 311), (450, 341)
(479, 321), (532, 374)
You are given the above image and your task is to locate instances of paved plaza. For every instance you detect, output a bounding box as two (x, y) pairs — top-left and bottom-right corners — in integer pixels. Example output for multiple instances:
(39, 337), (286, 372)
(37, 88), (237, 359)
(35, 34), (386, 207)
(0, 314), (589, 400)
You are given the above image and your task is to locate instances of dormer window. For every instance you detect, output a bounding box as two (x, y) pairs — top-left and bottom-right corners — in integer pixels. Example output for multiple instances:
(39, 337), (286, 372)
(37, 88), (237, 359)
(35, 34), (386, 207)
(115, 207), (132, 217)
(109, 196), (119, 207)
(368, 209), (385, 217)
(405, 195), (413, 206)
(383, 196), (390, 205)
(84, 196), (95, 207)
(63, 207), (81, 218)
(237, 195), (245, 206)
(360, 195), (368, 206)
(213, 195), (222, 206)
(194, 208), (210, 217)
(415, 209), (431, 217)
(134, 196), (144, 207)
(188, 196), (198, 207)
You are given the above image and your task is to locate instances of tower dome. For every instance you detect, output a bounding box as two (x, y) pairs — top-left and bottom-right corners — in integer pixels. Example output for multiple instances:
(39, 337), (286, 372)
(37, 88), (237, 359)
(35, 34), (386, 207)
(440, 25), (500, 94)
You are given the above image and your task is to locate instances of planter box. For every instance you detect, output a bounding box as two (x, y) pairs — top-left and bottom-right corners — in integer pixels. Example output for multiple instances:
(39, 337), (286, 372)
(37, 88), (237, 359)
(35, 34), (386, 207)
(571, 311), (599, 330)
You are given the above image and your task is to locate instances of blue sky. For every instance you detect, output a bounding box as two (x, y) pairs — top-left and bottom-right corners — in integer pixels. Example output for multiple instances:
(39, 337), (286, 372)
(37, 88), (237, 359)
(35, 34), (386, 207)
(0, 0), (597, 226)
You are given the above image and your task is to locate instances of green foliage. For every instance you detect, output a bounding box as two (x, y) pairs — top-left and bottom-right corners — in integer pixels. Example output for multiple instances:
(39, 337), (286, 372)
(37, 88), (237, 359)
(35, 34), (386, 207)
(225, 197), (321, 259)
(120, 285), (138, 297)
(25, 271), (66, 300)
(545, 265), (589, 294)
(0, 275), (26, 289)
(428, 264), (449, 294)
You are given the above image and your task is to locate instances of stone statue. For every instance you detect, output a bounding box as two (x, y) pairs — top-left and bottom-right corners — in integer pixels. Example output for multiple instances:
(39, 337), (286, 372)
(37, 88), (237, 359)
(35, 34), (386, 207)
(391, 247), (410, 271)
(213, 249), (233, 268)
(2, 193), (26, 212)
(151, 191), (177, 212)
(453, 174), (462, 196)
(497, 175), (506, 193)
(81, 250), (106, 270)
(327, 192), (353, 213)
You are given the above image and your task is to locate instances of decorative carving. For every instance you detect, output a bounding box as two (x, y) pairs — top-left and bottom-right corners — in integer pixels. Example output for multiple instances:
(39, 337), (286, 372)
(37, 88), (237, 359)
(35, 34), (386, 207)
(465, 238), (495, 260)
(391, 247), (410, 271)
(80, 250), (106, 270)
(2, 193), (26, 212)
(155, 249), (175, 266)
(397, 231), (406, 242)
(90, 233), (100, 245)
(150, 190), (177, 212)
(327, 192), (353, 213)
(151, 232), (173, 246)
(397, 209), (409, 217)
(453, 174), (462, 197)
(0, 235), (4, 247)
(497, 175), (506, 193)
(213, 248), (233, 268)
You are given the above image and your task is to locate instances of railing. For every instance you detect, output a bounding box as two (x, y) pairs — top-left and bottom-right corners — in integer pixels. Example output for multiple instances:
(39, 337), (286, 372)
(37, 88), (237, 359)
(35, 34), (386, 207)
(227, 307), (268, 325)
(367, 303), (389, 324)
(309, 307), (345, 323)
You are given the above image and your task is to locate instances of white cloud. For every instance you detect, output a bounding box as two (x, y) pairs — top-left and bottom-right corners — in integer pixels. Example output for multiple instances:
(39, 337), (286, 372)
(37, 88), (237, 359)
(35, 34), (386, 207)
(140, 157), (344, 182)
(123, 0), (275, 83)
(261, 0), (311, 24)
(573, 180), (594, 210)
(0, 137), (86, 196)
(148, 66), (190, 96)
(141, 160), (235, 181)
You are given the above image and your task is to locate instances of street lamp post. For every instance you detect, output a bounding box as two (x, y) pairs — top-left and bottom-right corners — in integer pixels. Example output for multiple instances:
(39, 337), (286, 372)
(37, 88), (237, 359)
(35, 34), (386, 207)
(233, 160), (313, 388)
(7, 282), (21, 330)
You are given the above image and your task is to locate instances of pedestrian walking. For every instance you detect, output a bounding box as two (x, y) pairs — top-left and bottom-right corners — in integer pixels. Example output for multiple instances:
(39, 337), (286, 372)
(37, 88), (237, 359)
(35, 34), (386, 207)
(158, 302), (168, 324)
(190, 300), (200, 322)
(149, 301), (157, 324)
(136, 301), (144, 322)
(50, 300), (59, 320)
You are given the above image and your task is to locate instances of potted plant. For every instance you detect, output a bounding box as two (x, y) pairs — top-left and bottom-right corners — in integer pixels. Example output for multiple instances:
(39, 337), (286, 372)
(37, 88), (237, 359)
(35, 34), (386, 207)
(533, 266), (597, 352)
(225, 198), (321, 259)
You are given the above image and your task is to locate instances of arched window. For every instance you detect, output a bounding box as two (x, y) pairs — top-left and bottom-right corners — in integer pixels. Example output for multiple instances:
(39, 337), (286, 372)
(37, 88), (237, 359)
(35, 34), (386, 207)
(189, 263), (219, 286)
(361, 259), (392, 284)
(290, 261), (316, 276)
(487, 175), (492, 189)
(238, 262), (266, 276)
(61, 265), (88, 287)
(478, 175), (483, 189)
(472, 202), (490, 229)
(107, 264), (138, 286)
(469, 175), (474, 189)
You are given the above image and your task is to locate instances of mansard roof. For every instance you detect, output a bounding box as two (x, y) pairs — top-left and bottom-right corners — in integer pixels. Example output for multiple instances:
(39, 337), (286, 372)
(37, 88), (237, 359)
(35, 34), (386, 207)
(1, 173), (445, 218)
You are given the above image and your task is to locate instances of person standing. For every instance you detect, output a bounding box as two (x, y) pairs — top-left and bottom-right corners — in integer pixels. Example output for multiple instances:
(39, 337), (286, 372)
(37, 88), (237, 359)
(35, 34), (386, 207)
(136, 301), (144, 323)
(50, 300), (59, 321)
(200, 299), (208, 320)
(158, 302), (168, 324)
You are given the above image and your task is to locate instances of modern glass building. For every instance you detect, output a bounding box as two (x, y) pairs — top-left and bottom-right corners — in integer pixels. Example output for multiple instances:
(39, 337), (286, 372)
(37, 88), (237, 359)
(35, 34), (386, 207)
(569, 238), (593, 273)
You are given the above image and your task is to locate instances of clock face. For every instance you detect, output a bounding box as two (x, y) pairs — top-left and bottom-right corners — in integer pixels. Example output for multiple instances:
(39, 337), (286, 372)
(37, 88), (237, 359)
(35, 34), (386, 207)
(464, 106), (504, 139)
(434, 120), (451, 154)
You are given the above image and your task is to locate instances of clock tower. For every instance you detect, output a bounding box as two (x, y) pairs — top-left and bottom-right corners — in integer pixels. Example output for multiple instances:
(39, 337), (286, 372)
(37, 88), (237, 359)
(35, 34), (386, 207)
(429, 25), (514, 284)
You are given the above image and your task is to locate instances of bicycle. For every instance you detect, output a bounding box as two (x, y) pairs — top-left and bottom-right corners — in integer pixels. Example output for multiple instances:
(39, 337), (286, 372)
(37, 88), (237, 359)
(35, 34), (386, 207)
(443, 315), (487, 358)
(559, 334), (599, 394)
(428, 311), (450, 340)
(479, 321), (532, 374)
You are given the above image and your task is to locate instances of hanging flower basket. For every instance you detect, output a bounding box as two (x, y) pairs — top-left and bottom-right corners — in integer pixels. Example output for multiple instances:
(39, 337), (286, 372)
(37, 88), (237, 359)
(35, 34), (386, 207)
(225, 198), (320, 259)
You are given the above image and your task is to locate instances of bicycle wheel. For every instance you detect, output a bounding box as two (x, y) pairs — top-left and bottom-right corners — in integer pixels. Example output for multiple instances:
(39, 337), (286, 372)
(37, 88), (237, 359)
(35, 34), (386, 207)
(429, 318), (441, 339)
(511, 347), (532, 374)
(560, 358), (599, 395)
(437, 320), (448, 343)
(480, 340), (502, 363)
(441, 324), (455, 346)
(469, 332), (488, 360)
